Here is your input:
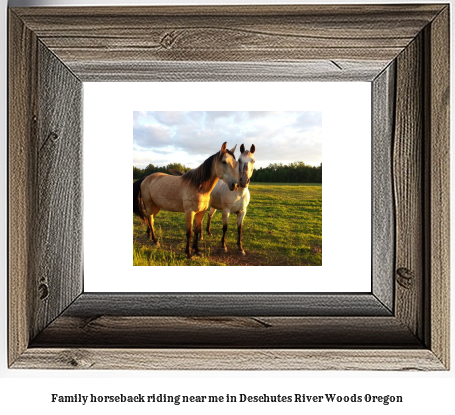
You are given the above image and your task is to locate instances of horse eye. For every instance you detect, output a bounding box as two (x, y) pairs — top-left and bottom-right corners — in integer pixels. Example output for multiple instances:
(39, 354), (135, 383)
(222, 161), (227, 164)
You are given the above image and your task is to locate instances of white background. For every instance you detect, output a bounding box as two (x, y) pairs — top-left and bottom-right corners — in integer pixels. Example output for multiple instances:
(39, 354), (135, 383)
(1, 0), (454, 414)
(84, 82), (371, 292)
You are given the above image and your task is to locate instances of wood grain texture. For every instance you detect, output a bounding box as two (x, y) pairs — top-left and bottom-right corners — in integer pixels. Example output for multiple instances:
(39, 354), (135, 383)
(11, 5), (445, 82)
(424, 7), (450, 369)
(64, 293), (391, 317)
(372, 63), (395, 312)
(393, 34), (424, 340)
(8, 11), (38, 366)
(70, 60), (388, 82)
(8, 12), (84, 366)
(32, 42), (83, 339)
(13, 349), (445, 371)
(8, 4), (450, 370)
(31, 316), (421, 348)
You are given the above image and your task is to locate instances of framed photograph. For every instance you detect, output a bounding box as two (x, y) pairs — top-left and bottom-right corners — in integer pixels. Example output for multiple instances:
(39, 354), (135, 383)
(84, 82), (370, 293)
(8, 4), (449, 370)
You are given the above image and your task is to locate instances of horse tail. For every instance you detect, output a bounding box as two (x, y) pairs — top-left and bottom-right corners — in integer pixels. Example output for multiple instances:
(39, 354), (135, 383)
(168, 168), (184, 176)
(133, 178), (146, 222)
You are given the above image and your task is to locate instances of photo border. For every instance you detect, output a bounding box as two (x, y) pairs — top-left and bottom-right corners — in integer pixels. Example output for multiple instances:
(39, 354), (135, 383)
(8, 4), (449, 370)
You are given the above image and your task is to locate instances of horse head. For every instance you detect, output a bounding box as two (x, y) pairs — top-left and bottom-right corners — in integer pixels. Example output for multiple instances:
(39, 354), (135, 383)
(238, 144), (256, 188)
(216, 142), (239, 191)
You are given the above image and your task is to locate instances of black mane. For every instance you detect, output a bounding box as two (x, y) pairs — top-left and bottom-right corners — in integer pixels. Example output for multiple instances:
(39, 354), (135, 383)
(181, 153), (215, 191)
(181, 149), (236, 191)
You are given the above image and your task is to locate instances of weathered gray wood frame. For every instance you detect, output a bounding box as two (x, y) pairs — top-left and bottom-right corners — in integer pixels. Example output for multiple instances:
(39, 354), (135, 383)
(8, 5), (449, 370)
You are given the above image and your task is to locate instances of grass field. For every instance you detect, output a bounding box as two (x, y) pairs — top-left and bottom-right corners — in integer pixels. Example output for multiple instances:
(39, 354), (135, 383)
(133, 182), (322, 266)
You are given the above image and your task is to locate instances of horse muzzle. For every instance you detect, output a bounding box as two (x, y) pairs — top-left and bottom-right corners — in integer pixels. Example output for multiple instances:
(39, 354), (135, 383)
(230, 182), (239, 191)
(239, 178), (250, 188)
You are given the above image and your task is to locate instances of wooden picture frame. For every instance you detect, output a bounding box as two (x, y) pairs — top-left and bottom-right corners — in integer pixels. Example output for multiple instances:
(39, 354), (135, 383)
(8, 4), (449, 370)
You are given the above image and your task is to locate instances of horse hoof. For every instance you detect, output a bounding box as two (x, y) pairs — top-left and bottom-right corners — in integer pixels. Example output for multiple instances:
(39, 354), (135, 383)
(219, 247), (228, 253)
(239, 250), (246, 256)
(153, 242), (160, 248)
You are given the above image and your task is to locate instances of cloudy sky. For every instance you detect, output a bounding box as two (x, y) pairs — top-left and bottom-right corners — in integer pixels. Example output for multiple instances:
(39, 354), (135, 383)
(133, 111), (322, 169)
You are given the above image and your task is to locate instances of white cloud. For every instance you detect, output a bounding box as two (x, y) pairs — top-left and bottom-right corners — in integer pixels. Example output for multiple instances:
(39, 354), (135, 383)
(133, 111), (322, 168)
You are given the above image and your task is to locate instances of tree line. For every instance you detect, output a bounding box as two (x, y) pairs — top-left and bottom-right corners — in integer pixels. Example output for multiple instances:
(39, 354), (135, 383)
(251, 162), (322, 183)
(134, 161), (322, 183)
(133, 163), (192, 180)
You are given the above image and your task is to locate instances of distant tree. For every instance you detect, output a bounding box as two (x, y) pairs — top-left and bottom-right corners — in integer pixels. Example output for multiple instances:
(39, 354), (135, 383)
(167, 162), (191, 174)
(142, 163), (156, 177)
(250, 161), (322, 184)
(133, 166), (142, 180)
(133, 162), (192, 179)
(134, 160), (322, 183)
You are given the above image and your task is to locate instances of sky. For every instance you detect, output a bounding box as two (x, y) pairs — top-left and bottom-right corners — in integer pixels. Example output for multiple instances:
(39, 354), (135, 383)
(133, 111), (322, 170)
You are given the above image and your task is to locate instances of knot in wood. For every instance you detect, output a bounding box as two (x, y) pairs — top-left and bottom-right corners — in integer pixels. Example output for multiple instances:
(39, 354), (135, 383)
(60, 350), (94, 369)
(38, 282), (49, 300)
(48, 131), (59, 142)
(396, 267), (414, 289)
(160, 31), (179, 49)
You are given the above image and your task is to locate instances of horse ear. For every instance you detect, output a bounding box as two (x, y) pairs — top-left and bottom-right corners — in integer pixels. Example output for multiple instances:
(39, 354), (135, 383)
(230, 144), (237, 154)
(220, 142), (227, 153)
(240, 144), (245, 153)
(250, 144), (256, 154)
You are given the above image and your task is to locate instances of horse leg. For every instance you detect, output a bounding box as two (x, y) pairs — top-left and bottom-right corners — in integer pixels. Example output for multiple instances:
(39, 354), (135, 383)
(192, 211), (205, 256)
(206, 208), (216, 236)
(148, 209), (161, 247)
(145, 217), (152, 239)
(199, 216), (204, 241)
(185, 211), (195, 258)
(144, 201), (160, 247)
(220, 210), (230, 252)
(236, 209), (247, 256)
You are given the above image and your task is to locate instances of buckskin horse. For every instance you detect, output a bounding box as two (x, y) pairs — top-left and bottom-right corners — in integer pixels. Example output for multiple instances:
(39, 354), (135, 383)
(133, 142), (239, 258)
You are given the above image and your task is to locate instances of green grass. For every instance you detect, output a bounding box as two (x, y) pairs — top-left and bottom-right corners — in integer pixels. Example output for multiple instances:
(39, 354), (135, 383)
(133, 182), (322, 266)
